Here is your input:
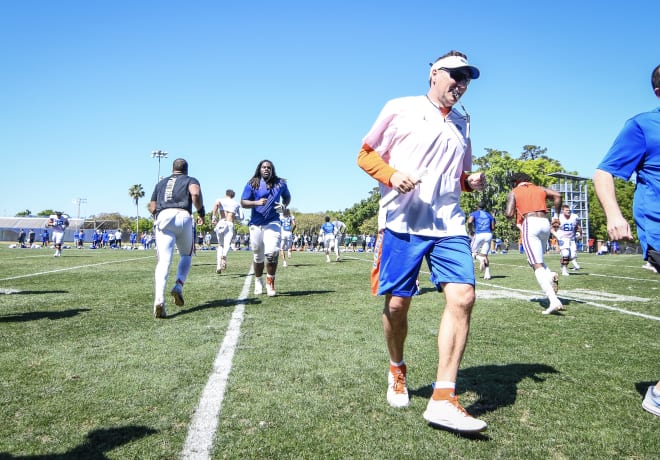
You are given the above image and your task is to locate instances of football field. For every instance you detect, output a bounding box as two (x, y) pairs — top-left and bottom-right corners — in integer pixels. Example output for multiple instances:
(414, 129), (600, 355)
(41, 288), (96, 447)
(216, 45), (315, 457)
(0, 245), (658, 459)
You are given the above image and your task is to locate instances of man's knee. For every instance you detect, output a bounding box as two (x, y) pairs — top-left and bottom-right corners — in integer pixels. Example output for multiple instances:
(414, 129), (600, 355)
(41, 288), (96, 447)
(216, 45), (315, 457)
(266, 250), (280, 264)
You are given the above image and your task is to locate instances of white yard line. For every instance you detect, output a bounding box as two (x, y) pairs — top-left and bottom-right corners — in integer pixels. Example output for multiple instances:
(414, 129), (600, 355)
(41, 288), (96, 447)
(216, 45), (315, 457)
(0, 256), (153, 282)
(180, 270), (252, 460)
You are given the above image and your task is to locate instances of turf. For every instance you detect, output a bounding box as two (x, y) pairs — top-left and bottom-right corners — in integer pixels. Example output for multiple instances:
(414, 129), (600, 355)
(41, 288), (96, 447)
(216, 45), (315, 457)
(0, 245), (658, 459)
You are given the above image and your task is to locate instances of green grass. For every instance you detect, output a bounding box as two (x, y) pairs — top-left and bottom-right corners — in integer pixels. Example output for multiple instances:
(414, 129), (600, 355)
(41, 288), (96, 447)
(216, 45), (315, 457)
(0, 245), (658, 459)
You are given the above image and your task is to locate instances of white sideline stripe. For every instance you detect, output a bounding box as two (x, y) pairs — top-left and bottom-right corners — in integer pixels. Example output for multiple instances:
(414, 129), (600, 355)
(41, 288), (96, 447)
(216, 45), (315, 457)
(180, 270), (252, 460)
(0, 256), (153, 281)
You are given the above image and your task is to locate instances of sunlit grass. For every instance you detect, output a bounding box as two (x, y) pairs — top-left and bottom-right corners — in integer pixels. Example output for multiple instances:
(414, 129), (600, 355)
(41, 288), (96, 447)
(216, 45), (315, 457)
(0, 246), (658, 459)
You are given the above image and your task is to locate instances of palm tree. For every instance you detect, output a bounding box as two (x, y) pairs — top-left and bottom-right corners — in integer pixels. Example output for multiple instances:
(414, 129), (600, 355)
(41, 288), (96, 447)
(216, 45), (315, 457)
(128, 184), (145, 235)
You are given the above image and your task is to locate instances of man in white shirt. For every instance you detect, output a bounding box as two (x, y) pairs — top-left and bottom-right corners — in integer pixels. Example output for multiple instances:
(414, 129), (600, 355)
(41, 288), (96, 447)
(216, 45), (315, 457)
(212, 189), (243, 274)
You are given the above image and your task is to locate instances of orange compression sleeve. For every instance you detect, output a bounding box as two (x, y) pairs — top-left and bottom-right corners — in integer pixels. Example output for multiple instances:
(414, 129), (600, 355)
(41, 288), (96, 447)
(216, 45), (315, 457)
(357, 144), (397, 187)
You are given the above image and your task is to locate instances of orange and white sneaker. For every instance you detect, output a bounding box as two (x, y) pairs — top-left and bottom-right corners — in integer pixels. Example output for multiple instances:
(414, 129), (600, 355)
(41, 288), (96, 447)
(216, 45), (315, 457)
(387, 364), (410, 408)
(423, 387), (487, 432)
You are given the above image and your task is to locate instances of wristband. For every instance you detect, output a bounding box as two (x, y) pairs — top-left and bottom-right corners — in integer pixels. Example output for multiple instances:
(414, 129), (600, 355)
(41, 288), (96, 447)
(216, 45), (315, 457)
(197, 206), (206, 219)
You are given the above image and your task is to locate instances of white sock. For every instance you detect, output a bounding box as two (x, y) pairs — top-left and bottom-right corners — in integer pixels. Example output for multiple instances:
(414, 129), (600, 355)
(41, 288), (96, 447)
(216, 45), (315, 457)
(434, 381), (455, 390)
(536, 268), (554, 296)
(536, 268), (560, 304)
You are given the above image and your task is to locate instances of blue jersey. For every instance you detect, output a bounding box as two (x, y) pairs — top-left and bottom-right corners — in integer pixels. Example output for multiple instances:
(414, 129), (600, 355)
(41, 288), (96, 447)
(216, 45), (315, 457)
(281, 215), (295, 232)
(321, 221), (335, 235)
(469, 210), (494, 234)
(242, 179), (291, 226)
(598, 106), (660, 256)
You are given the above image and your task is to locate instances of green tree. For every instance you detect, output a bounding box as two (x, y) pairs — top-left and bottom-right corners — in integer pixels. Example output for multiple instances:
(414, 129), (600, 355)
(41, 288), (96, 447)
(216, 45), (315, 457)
(128, 184), (145, 235)
(341, 187), (380, 234)
(588, 177), (636, 242)
(461, 147), (567, 249)
(15, 209), (31, 217)
(518, 145), (549, 161)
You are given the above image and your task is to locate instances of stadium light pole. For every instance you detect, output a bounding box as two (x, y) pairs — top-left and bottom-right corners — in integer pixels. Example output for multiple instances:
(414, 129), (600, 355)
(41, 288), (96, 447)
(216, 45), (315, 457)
(73, 197), (87, 231)
(151, 150), (168, 182)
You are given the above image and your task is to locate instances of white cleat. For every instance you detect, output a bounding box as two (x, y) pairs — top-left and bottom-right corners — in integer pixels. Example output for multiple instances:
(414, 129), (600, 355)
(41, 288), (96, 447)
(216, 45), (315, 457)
(542, 302), (563, 315)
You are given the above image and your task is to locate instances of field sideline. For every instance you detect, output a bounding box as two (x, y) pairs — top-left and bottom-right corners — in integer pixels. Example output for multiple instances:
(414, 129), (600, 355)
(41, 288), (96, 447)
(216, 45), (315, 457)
(0, 245), (658, 459)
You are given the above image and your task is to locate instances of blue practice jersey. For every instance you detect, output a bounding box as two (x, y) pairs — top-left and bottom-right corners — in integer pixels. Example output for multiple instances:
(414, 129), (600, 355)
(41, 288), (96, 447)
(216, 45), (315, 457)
(470, 210), (494, 233)
(321, 221), (335, 235)
(242, 179), (291, 226)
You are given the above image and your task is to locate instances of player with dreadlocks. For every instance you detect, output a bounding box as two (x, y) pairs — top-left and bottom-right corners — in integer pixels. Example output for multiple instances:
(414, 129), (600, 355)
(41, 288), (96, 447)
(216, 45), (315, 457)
(240, 159), (291, 297)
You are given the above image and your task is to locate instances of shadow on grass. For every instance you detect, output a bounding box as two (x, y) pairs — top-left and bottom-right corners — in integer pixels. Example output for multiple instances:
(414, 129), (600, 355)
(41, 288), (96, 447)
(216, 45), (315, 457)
(529, 296), (583, 315)
(0, 309), (90, 323)
(168, 297), (262, 318)
(0, 425), (157, 459)
(167, 289), (336, 317)
(635, 380), (657, 397)
(269, 289), (334, 297)
(0, 290), (68, 295)
(411, 362), (559, 416)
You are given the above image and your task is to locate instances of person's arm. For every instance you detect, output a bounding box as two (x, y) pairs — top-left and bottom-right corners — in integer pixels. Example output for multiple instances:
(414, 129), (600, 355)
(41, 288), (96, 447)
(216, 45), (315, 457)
(543, 188), (562, 226)
(593, 168), (632, 240)
(189, 182), (205, 225)
(240, 189), (267, 208)
(211, 200), (224, 223)
(462, 172), (486, 192)
(467, 215), (475, 234)
(357, 144), (419, 193)
(505, 191), (516, 219)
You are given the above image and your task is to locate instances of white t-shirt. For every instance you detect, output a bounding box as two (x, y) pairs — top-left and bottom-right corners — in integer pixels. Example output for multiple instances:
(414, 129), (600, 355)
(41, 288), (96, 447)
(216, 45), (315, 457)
(216, 196), (242, 220)
(363, 95), (472, 237)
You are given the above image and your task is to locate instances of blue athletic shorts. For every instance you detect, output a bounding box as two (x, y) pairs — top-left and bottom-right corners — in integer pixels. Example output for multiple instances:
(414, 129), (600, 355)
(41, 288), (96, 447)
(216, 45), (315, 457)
(375, 229), (475, 297)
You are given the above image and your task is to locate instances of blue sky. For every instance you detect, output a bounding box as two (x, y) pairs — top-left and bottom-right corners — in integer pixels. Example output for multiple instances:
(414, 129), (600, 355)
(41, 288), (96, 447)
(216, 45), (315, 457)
(1, 1), (658, 219)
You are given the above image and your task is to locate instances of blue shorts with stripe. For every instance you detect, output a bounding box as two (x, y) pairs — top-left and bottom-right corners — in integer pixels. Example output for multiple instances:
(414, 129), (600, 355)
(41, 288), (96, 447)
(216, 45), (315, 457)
(374, 229), (475, 297)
